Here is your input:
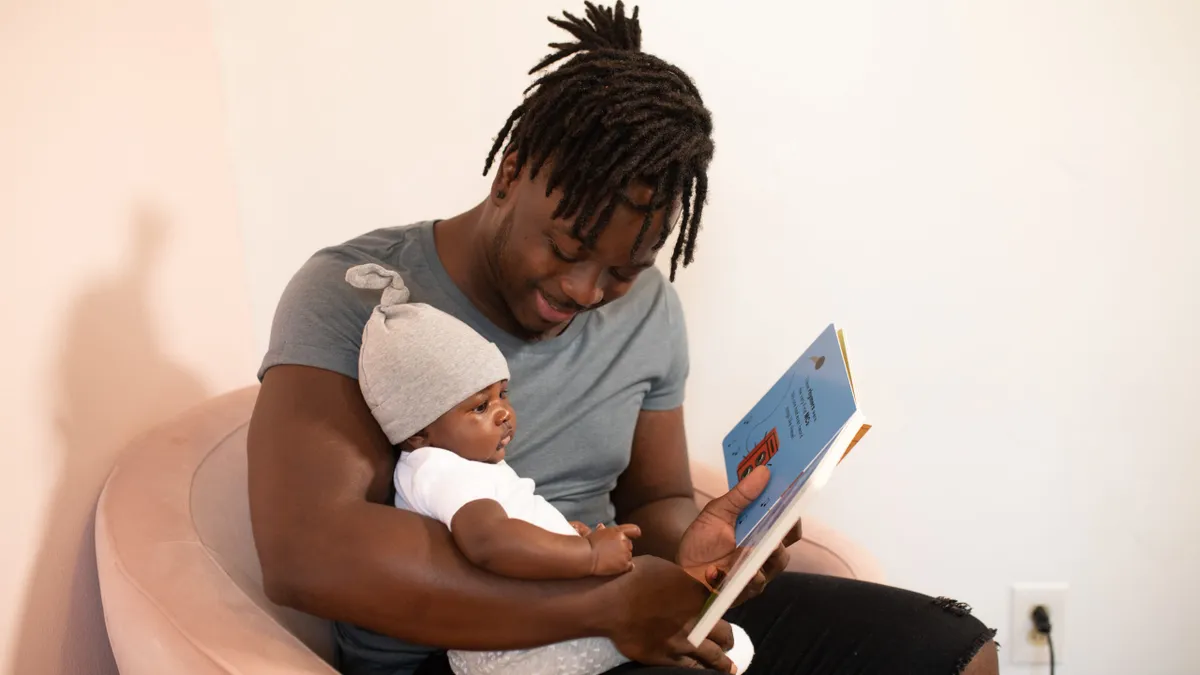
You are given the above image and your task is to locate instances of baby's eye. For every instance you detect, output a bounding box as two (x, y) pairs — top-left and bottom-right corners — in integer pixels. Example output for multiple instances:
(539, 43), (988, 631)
(473, 401), (488, 413)
(499, 389), (509, 399)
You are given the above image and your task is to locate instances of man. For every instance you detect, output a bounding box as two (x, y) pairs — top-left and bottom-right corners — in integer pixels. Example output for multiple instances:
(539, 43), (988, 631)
(247, 3), (1000, 674)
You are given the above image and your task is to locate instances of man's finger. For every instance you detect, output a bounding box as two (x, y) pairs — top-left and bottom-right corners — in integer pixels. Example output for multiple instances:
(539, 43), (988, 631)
(664, 636), (704, 670)
(734, 571), (768, 605)
(690, 638), (735, 673)
(707, 620), (734, 651)
(702, 465), (770, 522)
(706, 565), (725, 588)
(782, 519), (803, 547)
(762, 544), (790, 581)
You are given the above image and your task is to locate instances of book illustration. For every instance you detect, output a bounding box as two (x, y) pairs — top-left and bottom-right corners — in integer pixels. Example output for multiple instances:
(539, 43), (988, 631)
(726, 371), (794, 452)
(735, 428), (780, 481)
(739, 370), (796, 449)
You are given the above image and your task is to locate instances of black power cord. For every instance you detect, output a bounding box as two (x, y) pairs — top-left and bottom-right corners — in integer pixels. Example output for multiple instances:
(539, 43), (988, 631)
(1031, 605), (1055, 675)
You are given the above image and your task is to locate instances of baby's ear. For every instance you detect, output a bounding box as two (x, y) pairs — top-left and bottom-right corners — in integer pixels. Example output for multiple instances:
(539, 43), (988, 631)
(402, 430), (429, 451)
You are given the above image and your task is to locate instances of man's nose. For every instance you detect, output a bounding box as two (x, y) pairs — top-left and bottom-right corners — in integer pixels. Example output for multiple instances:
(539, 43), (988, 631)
(561, 264), (604, 308)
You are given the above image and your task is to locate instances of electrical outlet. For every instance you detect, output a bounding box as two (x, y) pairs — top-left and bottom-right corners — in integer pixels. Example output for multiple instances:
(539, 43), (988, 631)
(1010, 582), (1067, 665)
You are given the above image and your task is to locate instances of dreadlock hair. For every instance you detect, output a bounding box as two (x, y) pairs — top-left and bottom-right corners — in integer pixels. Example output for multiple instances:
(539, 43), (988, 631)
(483, 1), (714, 281)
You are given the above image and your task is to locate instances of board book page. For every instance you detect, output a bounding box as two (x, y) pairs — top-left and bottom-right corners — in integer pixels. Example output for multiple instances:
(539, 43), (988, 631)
(687, 323), (871, 648)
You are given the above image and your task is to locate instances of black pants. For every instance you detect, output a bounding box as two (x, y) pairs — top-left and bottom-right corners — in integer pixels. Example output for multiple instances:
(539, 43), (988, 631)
(417, 572), (996, 675)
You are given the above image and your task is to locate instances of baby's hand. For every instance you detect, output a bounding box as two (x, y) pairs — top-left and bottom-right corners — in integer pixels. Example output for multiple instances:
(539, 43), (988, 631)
(569, 521), (593, 536)
(586, 523), (642, 576)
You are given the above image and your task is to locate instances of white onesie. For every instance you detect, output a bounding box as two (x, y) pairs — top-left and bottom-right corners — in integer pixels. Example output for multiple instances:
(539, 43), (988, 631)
(394, 447), (753, 675)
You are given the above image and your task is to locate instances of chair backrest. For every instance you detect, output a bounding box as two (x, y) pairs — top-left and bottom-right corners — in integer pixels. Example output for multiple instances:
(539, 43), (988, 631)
(96, 385), (336, 675)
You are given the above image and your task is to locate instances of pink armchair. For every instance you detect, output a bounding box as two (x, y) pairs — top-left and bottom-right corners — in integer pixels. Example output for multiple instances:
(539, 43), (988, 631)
(95, 386), (883, 674)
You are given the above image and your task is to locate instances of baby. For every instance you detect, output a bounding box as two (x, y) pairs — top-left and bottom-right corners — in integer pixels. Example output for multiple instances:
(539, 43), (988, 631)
(345, 263), (752, 675)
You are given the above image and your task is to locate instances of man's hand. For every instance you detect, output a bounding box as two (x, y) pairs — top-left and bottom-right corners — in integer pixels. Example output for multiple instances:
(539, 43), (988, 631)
(602, 556), (737, 673)
(586, 524), (641, 575)
(676, 466), (802, 605)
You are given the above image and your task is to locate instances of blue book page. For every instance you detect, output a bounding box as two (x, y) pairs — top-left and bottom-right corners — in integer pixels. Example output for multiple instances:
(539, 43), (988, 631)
(723, 324), (859, 543)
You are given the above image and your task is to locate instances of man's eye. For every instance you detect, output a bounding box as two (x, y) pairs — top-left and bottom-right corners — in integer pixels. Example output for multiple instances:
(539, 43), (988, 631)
(549, 239), (581, 263)
(610, 269), (637, 283)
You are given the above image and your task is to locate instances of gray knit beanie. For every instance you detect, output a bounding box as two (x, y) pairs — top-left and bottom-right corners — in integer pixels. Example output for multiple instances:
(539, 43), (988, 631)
(345, 263), (510, 445)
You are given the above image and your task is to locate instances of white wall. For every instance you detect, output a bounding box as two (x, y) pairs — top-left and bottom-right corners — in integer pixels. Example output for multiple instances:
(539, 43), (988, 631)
(0, 0), (256, 671)
(211, 1), (1199, 673)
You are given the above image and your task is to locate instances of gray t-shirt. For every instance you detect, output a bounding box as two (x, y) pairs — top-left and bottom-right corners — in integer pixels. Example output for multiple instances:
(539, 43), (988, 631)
(258, 220), (689, 674)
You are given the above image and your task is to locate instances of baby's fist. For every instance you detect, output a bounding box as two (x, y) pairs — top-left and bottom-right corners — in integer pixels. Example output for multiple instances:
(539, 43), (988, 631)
(586, 523), (641, 576)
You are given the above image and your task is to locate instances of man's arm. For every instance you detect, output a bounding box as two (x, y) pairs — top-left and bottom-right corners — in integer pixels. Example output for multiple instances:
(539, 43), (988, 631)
(449, 499), (639, 579)
(247, 365), (611, 650)
(610, 406), (700, 561)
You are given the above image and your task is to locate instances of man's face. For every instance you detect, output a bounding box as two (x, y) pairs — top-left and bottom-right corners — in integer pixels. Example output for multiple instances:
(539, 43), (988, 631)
(487, 155), (678, 339)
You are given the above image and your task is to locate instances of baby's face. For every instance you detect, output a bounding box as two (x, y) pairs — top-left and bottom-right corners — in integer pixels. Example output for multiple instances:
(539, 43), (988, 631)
(420, 380), (516, 463)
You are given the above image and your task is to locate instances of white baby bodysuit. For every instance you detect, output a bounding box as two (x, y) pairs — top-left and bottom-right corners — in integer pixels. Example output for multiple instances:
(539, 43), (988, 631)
(393, 447), (578, 537)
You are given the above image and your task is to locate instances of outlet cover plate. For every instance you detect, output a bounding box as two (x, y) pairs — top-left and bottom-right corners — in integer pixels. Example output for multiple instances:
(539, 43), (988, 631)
(1010, 582), (1067, 665)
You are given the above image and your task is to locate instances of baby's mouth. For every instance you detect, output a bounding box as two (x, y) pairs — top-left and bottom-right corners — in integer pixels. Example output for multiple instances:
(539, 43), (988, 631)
(496, 428), (514, 452)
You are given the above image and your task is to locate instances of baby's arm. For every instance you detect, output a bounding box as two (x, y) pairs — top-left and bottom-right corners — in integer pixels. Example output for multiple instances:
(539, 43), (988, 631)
(450, 499), (640, 579)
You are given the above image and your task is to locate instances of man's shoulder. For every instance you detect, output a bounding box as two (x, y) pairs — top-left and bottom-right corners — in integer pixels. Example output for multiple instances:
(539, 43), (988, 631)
(258, 222), (434, 381)
(284, 222), (437, 310)
(301, 222), (431, 279)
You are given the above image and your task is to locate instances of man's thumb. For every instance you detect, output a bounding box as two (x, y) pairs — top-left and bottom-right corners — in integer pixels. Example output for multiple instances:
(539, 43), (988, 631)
(703, 465), (770, 522)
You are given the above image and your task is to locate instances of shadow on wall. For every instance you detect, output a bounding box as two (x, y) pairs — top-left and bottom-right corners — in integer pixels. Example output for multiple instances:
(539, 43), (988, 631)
(9, 207), (209, 675)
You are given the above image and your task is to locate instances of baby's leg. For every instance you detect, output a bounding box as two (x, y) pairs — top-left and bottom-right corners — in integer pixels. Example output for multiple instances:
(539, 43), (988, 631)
(447, 626), (751, 675)
(448, 637), (628, 675)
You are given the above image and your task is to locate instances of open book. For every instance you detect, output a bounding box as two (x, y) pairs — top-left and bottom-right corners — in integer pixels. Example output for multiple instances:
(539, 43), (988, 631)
(687, 323), (871, 647)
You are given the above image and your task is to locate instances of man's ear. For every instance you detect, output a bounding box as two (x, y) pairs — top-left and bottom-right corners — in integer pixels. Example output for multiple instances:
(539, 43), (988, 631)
(489, 150), (520, 203)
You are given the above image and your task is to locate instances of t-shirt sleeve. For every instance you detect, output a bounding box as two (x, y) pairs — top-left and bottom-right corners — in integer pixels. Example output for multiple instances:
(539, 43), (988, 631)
(640, 278), (690, 411)
(257, 251), (376, 382)
(407, 452), (499, 527)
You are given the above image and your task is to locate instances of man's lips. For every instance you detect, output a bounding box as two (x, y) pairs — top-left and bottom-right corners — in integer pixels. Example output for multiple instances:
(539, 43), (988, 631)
(536, 290), (578, 324)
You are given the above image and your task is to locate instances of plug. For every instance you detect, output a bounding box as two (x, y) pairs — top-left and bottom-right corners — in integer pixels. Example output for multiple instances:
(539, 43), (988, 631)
(1012, 583), (1064, 667)
(1031, 604), (1052, 635)
(1030, 604), (1056, 673)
